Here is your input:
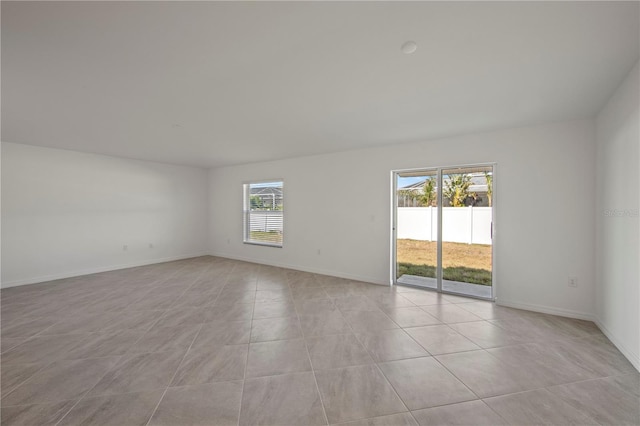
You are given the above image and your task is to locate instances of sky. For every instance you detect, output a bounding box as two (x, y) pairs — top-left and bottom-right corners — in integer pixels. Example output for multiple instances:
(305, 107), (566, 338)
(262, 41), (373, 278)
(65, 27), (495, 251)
(397, 176), (429, 188)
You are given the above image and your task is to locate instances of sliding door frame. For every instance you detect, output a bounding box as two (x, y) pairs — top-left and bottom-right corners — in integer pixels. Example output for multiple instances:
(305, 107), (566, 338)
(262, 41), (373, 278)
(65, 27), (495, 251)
(391, 162), (497, 301)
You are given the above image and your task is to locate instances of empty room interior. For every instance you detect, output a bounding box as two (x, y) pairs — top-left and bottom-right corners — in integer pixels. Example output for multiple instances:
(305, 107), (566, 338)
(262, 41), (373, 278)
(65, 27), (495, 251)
(1, 1), (639, 425)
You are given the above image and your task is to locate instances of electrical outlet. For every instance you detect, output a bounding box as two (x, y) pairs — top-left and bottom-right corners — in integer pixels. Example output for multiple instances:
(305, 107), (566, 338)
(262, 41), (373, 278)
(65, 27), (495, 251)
(123, 245), (128, 251)
(568, 277), (578, 287)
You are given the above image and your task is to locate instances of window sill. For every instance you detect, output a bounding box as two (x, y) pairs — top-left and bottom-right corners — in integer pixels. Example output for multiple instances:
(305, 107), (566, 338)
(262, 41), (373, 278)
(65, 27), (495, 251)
(243, 241), (283, 248)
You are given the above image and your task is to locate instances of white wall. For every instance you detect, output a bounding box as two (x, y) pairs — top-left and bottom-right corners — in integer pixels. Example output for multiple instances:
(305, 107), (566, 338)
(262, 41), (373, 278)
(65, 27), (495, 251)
(595, 61), (640, 370)
(209, 119), (596, 319)
(1, 143), (209, 287)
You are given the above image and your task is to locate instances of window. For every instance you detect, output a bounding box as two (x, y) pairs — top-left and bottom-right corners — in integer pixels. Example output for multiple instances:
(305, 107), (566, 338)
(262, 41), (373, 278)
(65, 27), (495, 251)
(243, 181), (284, 247)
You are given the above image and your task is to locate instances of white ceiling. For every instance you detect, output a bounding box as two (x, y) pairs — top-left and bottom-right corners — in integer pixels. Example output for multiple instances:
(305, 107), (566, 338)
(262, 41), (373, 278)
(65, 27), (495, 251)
(2, 1), (639, 168)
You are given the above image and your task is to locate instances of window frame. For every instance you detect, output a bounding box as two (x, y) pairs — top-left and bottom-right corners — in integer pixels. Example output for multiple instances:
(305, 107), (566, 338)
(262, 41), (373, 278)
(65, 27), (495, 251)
(243, 179), (284, 248)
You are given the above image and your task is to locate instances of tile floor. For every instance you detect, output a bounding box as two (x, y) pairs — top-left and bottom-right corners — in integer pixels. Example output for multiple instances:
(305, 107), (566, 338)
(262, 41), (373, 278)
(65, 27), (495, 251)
(1, 256), (638, 426)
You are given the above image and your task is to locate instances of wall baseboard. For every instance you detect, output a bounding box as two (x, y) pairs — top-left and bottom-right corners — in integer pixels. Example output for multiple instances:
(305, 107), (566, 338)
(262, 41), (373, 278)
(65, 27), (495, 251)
(495, 298), (595, 321)
(1, 252), (209, 289)
(594, 317), (640, 372)
(209, 251), (389, 286)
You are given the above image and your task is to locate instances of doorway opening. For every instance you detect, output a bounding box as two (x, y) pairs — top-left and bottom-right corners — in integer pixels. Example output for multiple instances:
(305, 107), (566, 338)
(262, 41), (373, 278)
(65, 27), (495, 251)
(393, 165), (494, 300)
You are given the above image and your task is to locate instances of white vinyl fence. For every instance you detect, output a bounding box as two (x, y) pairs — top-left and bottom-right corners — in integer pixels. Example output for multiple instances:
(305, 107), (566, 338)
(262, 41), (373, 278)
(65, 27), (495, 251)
(248, 211), (284, 233)
(249, 208), (491, 245)
(397, 206), (492, 245)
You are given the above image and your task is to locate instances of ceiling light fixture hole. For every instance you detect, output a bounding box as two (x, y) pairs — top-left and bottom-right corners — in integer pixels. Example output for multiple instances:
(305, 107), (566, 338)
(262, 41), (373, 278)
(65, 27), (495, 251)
(401, 41), (418, 54)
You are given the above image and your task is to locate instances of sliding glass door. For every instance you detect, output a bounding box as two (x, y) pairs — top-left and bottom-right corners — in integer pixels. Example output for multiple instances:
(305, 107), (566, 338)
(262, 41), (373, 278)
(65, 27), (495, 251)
(393, 165), (494, 300)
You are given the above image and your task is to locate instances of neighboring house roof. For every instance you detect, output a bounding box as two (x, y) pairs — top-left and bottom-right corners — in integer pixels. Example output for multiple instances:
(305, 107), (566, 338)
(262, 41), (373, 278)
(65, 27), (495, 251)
(251, 187), (283, 197)
(400, 173), (490, 193)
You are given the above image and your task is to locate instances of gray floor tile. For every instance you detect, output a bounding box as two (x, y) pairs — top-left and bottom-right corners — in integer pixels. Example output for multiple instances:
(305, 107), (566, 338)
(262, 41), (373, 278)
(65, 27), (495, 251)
(442, 294), (479, 304)
(251, 317), (302, 342)
(337, 412), (418, 426)
(484, 388), (600, 425)
(294, 298), (340, 316)
(316, 275), (352, 288)
(356, 329), (428, 362)
(421, 305), (483, 324)
(255, 289), (292, 303)
(1, 334), (90, 365)
(150, 381), (243, 426)
(379, 357), (476, 410)
(206, 302), (254, 322)
(287, 276), (321, 290)
(126, 292), (182, 311)
(341, 310), (399, 333)
(449, 320), (526, 348)
(253, 300), (297, 319)
(2, 258), (637, 425)
(191, 319), (251, 347)
(540, 334), (638, 377)
(240, 372), (326, 425)
(2, 357), (119, 406)
(63, 330), (145, 360)
(608, 373), (640, 398)
(152, 307), (207, 328)
(127, 323), (200, 354)
(401, 291), (449, 306)
(385, 307), (441, 328)
(436, 350), (530, 398)
(405, 325), (480, 355)
(1, 400), (77, 426)
(323, 286), (364, 298)
(548, 378), (640, 425)
(412, 400), (506, 425)
(1, 316), (58, 339)
(58, 390), (164, 426)
(171, 344), (248, 386)
(315, 364), (407, 424)
(0, 338), (28, 354)
(256, 280), (289, 291)
(101, 310), (165, 333)
(168, 289), (219, 309)
(291, 287), (330, 301)
(88, 351), (185, 397)
(368, 293), (416, 311)
(38, 312), (121, 335)
(458, 302), (523, 320)
(216, 291), (256, 305)
(487, 343), (598, 387)
(334, 296), (381, 312)
(306, 334), (373, 370)
(1, 362), (46, 397)
(299, 312), (353, 337)
(536, 315), (603, 339)
(246, 338), (311, 377)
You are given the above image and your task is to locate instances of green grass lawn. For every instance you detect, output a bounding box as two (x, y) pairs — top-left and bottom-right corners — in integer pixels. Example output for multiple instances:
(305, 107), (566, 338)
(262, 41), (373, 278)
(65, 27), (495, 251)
(398, 262), (492, 286)
(249, 231), (283, 244)
(397, 239), (492, 286)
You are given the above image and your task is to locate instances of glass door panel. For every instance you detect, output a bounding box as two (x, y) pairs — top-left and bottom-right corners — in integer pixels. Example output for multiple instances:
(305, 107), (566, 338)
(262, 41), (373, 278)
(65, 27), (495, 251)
(395, 170), (439, 290)
(440, 166), (493, 298)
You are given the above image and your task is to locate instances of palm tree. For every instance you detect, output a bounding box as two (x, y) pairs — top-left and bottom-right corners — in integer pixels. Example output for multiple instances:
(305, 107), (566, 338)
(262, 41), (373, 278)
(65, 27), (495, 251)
(443, 174), (472, 207)
(484, 171), (493, 207)
(419, 178), (436, 207)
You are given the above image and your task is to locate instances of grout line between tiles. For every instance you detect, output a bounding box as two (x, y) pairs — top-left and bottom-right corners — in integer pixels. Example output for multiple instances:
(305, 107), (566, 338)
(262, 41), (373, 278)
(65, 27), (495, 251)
(235, 262), (257, 426)
(292, 273), (330, 426)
